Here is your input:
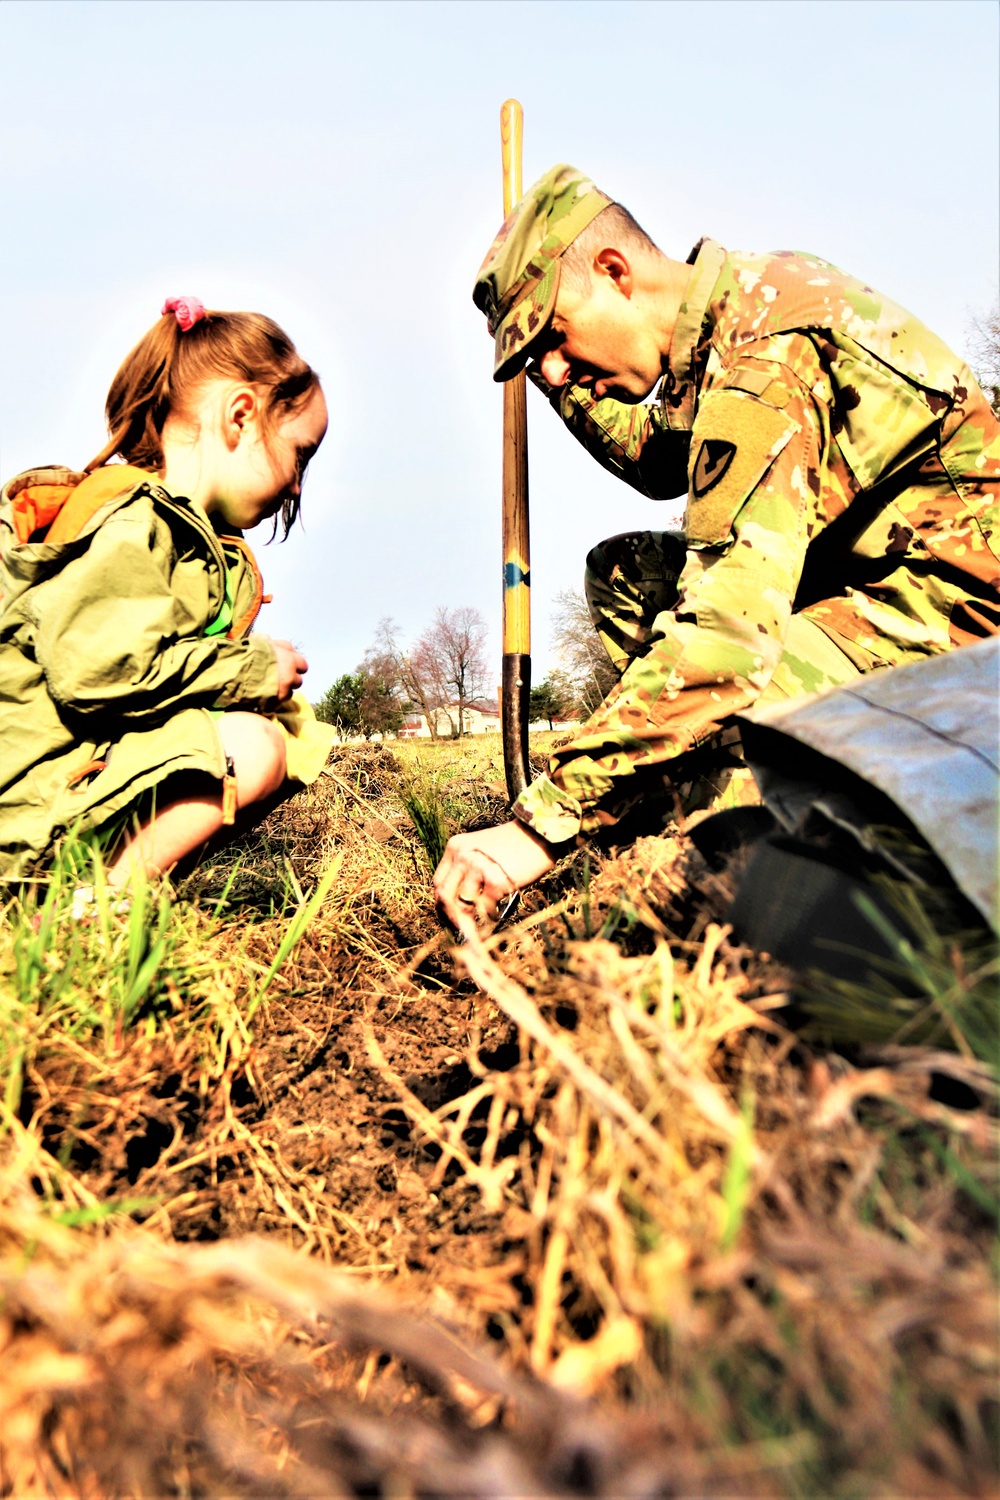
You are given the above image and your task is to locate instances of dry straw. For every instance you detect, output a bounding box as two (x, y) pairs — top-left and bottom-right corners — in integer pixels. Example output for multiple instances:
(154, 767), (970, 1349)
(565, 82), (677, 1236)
(1, 744), (997, 1496)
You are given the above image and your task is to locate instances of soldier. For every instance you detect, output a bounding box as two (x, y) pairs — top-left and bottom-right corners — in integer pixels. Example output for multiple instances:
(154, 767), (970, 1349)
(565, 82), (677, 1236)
(433, 165), (1000, 926)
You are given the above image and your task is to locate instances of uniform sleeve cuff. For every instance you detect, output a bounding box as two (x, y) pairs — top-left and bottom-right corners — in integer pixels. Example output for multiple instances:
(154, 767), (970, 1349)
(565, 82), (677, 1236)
(511, 775), (584, 845)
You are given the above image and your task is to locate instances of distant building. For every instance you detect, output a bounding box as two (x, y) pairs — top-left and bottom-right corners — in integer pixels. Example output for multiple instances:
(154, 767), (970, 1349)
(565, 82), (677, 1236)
(338, 703), (575, 743)
(398, 704), (500, 738)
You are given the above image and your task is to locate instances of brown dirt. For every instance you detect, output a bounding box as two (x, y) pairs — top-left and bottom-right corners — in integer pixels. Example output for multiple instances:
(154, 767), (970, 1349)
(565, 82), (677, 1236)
(1, 743), (997, 1497)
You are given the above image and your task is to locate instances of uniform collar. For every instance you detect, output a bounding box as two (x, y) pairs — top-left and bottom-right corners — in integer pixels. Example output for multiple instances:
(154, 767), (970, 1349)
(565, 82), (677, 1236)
(658, 237), (727, 430)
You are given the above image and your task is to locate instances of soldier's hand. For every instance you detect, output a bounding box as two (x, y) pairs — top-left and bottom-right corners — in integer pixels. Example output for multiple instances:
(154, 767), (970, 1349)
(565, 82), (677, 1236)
(433, 821), (557, 931)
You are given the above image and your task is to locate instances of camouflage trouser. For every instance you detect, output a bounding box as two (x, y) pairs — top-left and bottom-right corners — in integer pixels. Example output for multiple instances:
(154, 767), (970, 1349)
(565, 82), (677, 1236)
(584, 531), (865, 822)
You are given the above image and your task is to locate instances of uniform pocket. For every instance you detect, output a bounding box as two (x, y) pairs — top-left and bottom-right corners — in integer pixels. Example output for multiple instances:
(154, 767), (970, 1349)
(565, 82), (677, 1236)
(685, 391), (798, 548)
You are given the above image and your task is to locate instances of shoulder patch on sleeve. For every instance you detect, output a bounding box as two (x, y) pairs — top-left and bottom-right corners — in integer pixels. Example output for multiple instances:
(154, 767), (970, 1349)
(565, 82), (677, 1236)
(686, 390), (798, 548)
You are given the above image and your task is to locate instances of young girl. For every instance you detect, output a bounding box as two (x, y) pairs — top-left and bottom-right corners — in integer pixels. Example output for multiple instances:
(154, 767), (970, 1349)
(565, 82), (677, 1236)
(0, 296), (334, 888)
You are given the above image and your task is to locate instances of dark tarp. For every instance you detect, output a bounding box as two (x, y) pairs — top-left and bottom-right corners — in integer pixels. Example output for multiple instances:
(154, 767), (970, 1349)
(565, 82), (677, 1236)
(737, 637), (999, 933)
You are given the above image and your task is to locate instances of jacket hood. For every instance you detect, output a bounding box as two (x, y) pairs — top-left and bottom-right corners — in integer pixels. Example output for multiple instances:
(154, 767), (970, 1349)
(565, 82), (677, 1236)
(1, 466), (166, 615)
(2, 465), (156, 546)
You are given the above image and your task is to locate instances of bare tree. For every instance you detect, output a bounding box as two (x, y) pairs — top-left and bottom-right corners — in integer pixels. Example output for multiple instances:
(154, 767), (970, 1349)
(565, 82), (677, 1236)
(410, 633), (456, 738)
(368, 617), (441, 741)
(365, 612), (490, 739)
(967, 301), (1000, 418)
(551, 587), (620, 717)
(419, 606), (490, 737)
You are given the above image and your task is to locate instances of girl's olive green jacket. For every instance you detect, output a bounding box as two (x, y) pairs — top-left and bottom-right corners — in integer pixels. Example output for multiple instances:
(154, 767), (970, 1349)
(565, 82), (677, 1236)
(0, 467), (279, 877)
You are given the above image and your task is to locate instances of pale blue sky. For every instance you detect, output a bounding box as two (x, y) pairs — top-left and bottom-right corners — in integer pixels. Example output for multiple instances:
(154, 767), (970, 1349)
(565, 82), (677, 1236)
(2, 0), (997, 694)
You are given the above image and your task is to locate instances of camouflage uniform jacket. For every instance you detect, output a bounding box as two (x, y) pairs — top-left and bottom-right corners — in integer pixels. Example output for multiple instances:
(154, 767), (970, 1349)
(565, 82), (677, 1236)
(0, 467), (279, 876)
(515, 238), (1000, 844)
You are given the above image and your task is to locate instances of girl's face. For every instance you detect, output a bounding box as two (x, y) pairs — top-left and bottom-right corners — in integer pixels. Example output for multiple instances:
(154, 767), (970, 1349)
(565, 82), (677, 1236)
(209, 383), (329, 531)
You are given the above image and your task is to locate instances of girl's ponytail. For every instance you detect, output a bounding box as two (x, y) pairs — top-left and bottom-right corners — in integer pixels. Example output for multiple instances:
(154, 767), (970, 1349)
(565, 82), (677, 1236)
(86, 313), (180, 474)
(85, 304), (319, 537)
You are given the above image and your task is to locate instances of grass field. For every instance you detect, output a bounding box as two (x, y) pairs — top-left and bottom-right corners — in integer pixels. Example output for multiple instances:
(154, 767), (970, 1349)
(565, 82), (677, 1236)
(1, 734), (997, 1497)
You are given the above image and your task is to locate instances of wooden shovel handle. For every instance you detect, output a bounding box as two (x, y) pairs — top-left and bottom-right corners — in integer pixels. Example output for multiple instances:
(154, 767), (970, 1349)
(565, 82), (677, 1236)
(501, 98), (523, 213)
(499, 98), (531, 801)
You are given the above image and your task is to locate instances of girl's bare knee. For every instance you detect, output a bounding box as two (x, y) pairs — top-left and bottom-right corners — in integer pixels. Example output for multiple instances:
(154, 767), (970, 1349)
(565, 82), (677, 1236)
(218, 713), (287, 807)
(254, 717), (288, 798)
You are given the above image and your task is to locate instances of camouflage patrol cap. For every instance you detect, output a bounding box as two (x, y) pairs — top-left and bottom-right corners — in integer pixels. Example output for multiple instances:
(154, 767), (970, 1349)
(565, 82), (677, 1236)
(473, 164), (611, 382)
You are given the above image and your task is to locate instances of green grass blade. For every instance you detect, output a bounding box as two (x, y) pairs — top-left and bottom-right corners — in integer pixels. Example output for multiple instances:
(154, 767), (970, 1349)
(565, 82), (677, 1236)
(246, 855), (343, 1021)
(720, 1091), (756, 1250)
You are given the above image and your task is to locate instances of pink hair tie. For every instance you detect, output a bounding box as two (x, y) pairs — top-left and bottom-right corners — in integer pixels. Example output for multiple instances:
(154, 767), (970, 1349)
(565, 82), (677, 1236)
(162, 295), (206, 332)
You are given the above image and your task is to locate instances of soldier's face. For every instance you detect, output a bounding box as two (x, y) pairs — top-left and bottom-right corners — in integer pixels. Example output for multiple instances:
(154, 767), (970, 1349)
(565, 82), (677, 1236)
(535, 257), (663, 403)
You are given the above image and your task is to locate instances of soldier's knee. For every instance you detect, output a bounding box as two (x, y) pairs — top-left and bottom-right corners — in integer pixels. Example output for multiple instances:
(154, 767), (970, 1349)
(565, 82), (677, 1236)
(586, 531), (686, 611)
(589, 531), (684, 588)
(586, 533), (645, 588)
(584, 541), (611, 597)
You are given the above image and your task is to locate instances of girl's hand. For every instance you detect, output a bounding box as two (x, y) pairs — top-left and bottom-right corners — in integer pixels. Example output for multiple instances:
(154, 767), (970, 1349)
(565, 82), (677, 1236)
(264, 637), (309, 701)
(433, 821), (557, 930)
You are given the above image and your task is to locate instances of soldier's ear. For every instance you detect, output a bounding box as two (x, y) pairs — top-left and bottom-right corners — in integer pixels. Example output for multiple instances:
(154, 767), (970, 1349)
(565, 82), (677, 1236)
(594, 247), (633, 297)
